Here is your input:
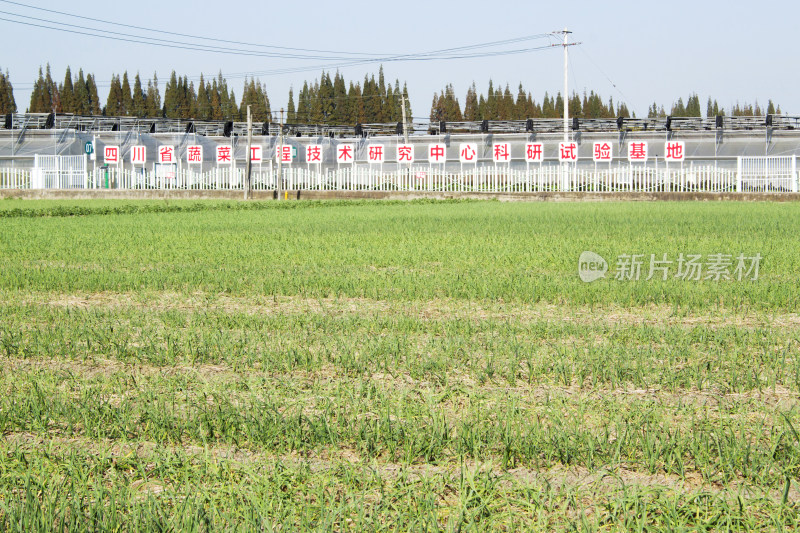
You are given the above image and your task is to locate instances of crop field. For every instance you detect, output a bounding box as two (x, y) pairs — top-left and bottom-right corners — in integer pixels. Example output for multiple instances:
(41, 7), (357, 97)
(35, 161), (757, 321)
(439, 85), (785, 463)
(0, 198), (799, 531)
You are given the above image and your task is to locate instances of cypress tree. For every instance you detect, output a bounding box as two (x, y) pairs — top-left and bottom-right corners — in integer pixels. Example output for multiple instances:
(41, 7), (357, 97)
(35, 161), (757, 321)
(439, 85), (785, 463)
(145, 73), (162, 118)
(121, 72), (133, 115)
(393, 80), (403, 123)
(186, 78), (198, 118)
(296, 82), (309, 123)
(445, 84), (462, 121)
(464, 82), (479, 121)
(349, 82), (365, 124)
(429, 93), (440, 122)
(73, 69), (89, 115)
(362, 75), (379, 123)
(402, 82), (411, 123)
(210, 79), (222, 120)
(541, 92), (553, 118)
(385, 84), (395, 123)
(332, 71), (347, 124)
(60, 66), (74, 114)
(226, 89), (238, 120)
(105, 75), (123, 116)
(163, 71), (179, 118)
(44, 64), (58, 113)
(0, 73), (7, 114)
(569, 92), (582, 119)
(132, 73), (146, 117)
(377, 65), (386, 123)
(498, 84), (514, 120)
(671, 97), (686, 116)
(286, 87), (296, 122)
(0, 69), (16, 114)
(29, 67), (45, 113)
(86, 74), (101, 115)
(554, 93), (564, 119)
(514, 83), (527, 120)
(485, 80), (497, 120)
(196, 74), (210, 120)
(318, 71), (334, 122)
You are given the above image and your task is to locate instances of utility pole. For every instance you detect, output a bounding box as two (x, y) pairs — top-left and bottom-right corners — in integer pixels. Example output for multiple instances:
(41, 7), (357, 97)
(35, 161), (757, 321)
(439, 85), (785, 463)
(401, 95), (409, 145)
(245, 105), (252, 200)
(277, 108), (284, 201)
(562, 27), (571, 142)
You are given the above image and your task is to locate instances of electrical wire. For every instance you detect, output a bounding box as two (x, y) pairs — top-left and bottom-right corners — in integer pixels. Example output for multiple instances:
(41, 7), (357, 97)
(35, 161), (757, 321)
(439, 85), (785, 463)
(575, 45), (636, 113)
(0, 0), (381, 56)
(0, 6), (555, 64)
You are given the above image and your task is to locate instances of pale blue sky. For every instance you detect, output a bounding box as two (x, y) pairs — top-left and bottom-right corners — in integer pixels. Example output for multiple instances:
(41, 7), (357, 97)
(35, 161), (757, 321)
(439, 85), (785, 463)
(0, 0), (796, 119)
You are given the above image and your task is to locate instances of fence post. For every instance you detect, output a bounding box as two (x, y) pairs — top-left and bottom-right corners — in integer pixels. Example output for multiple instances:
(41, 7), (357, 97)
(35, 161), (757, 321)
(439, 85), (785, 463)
(793, 156), (798, 193)
(736, 157), (742, 193)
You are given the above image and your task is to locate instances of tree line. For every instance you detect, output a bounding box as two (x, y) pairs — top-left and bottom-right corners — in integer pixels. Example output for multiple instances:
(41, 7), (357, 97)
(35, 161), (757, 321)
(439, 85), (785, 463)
(0, 65), (786, 123)
(27, 65), (264, 121)
(647, 93), (781, 118)
(288, 67), (411, 125)
(430, 81), (631, 122)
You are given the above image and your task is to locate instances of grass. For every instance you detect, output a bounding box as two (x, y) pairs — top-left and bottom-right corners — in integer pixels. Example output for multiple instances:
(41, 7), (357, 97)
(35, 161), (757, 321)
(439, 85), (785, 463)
(0, 199), (799, 530)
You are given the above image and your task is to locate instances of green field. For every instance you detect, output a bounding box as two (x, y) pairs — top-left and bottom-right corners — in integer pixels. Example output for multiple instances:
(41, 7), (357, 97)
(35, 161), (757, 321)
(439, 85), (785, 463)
(1, 199), (799, 531)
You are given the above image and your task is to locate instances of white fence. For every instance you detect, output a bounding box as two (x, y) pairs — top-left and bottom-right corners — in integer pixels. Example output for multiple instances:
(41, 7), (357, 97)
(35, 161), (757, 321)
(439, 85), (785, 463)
(31, 155), (88, 189)
(0, 167), (30, 189)
(81, 164), (762, 193)
(738, 156), (798, 192)
(1, 156), (797, 193)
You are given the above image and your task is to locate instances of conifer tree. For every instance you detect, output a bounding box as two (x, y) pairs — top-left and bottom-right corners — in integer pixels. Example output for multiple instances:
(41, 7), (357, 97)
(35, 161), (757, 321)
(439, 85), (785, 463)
(44, 64), (58, 113)
(429, 93), (440, 122)
(145, 73), (162, 118)
(210, 79), (222, 120)
(73, 69), (89, 115)
(59, 67), (74, 113)
(402, 83), (411, 124)
(554, 93), (564, 119)
(392, 80), (403, 122)
(286, 87), (296, 122)
(132, 73), (147, 118)
(121, 72), (133, 115)
(29, 67), (51, 113)
(105, 75), (123, 116)
(296, 82), (309, 123)
(86, 74), (101, 115)
(349, 82), (365, 124)
(163, 71), (179, 118)
(484, 80), (496, 119)
(514, 84), (527, 120)
(226, 89), (238, 119)
(194, 74), (210, 120)
(331, 71), (347, 124)
(0, 69), (16, 114)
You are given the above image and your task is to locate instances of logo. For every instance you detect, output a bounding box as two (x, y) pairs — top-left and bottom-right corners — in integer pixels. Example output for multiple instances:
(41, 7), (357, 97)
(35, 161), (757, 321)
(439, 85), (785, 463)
(579, 251), (608, 283)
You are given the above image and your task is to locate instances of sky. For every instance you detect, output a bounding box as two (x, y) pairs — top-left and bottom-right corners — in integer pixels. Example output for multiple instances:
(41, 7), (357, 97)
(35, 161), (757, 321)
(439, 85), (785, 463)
(0, 0), (798, 120)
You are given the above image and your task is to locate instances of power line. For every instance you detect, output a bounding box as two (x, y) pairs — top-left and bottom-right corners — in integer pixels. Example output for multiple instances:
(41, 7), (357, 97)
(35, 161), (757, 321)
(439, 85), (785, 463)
(575, 45), (634, 113)
(0, 10), (558, 85)
(0, 13), (359, 60)
(0, 3), (555, 65)
(0, 0), (381, 56)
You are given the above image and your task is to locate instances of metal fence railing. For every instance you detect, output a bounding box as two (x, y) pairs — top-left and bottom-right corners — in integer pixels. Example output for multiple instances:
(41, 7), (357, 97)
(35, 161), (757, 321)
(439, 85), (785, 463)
(0, 167), (30, 189)
(2, 157), (797, 193)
